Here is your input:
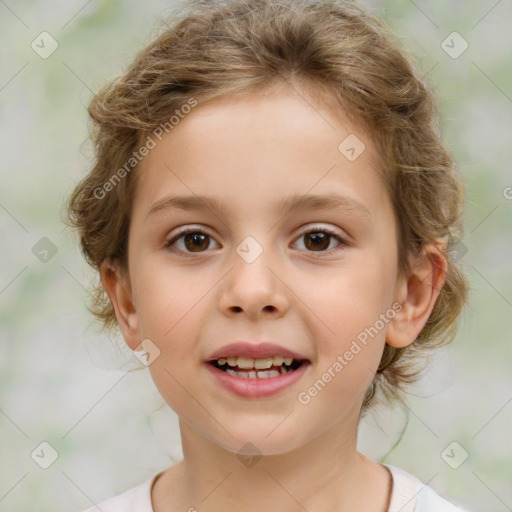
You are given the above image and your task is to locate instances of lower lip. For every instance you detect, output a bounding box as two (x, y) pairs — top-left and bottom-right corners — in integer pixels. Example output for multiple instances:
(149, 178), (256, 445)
(205, 362), (309, 398)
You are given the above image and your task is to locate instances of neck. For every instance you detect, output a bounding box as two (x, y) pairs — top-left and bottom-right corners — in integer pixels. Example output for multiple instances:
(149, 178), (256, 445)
(153, 411), (391, 512)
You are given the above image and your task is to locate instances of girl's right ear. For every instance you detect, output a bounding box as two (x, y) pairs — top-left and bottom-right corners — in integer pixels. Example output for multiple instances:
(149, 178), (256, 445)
(100, 259), (141, 350)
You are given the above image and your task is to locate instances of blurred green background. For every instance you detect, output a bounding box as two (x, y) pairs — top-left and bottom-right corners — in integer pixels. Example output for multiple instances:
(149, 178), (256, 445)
(0, 1), (511, 511)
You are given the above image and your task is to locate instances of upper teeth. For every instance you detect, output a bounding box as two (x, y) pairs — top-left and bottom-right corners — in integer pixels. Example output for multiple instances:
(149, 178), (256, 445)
(216, 356), (294, 369)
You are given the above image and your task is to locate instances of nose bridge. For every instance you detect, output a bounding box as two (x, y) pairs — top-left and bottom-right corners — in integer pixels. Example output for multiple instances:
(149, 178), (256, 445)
(219, 233), (289, 318)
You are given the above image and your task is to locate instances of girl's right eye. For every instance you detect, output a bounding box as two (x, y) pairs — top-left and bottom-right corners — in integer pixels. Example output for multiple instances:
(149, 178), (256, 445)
(164, 227), (220, 255)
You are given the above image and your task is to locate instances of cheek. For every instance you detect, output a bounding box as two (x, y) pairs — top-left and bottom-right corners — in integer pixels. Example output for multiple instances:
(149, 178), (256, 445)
(125, 237), (209, 407)
(130, 263), (212, 399)
(300, 252), (396, 393)
(308, 254), (396, 338)
(132, 259), (208, 338)
(147, 361), (190, 413)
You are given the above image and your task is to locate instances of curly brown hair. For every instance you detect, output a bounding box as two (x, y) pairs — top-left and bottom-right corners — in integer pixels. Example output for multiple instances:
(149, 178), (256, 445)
(64, 0), (468, 410)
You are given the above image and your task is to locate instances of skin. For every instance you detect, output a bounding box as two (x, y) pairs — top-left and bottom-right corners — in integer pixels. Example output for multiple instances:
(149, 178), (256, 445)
(102, 80), (447, 511)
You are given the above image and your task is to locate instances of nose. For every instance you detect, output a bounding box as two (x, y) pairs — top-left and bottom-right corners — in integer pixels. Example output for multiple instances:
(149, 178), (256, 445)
(218, 244), (290, 320)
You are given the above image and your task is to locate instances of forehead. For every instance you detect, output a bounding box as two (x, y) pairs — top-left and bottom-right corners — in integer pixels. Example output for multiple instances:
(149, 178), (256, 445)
(153, 84), (375, 165)
(133, 84), (390, 223)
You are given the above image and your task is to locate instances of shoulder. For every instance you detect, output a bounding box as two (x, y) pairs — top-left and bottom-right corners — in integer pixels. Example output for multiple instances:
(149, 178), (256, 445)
(384, 464), (470, 512)
(80, 472), (160, 512)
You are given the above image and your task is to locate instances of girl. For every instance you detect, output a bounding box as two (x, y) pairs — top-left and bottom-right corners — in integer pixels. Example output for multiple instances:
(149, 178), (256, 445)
(66, 0), (469, 510)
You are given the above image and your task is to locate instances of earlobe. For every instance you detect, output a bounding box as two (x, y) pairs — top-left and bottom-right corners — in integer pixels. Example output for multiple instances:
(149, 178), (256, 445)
(100, 259), (141, 350)
(386, 241), (447, 348)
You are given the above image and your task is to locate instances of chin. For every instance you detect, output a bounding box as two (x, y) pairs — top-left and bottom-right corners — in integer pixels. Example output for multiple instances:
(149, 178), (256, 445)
(210, 423), (312, 458)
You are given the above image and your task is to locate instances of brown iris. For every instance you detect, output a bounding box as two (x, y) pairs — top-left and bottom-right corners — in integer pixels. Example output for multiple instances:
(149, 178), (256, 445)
(183, 232), (210, 252)
(303, 232), (330, 251)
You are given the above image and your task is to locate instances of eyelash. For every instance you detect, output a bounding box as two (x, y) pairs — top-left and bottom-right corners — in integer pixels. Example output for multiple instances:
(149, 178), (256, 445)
(163, 226), (347, 257)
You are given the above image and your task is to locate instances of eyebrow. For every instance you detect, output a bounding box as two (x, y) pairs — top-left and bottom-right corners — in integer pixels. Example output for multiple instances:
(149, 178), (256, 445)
(146, 192), (371, 219)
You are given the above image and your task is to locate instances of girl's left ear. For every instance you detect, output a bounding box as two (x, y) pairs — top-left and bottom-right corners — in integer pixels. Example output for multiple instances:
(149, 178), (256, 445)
(386, 241), (447, 348)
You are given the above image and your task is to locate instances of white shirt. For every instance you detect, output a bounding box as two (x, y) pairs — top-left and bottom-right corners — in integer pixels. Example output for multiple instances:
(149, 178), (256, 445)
(82, 464), (469, 511)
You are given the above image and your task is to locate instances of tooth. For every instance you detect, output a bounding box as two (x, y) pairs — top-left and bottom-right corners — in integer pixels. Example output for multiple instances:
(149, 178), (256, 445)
(237, 357), (254, 369)
(254, 358), (273, 369)
(279, 366), (287, 375)
(272, 356), (284, 366)
(225, 368), (284, 379)
(227, 357), (238, 367)
(283, 357), (293, 366)
(217, 358), (227, 366)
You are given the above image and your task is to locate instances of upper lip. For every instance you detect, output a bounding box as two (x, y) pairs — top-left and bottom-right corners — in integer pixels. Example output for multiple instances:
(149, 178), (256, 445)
(206, 342), (309, 362)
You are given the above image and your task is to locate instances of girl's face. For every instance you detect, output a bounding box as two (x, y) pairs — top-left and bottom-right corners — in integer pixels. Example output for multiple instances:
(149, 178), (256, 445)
(110, 83), (409, 455)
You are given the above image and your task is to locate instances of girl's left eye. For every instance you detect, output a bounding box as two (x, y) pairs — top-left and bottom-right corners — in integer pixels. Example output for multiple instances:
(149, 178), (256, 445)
(163, 226), (346, 256)
(293, 227), (345, 254)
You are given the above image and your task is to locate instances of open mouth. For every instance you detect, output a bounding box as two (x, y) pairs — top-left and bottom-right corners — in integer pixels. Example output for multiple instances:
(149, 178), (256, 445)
(209, 356), (306, 379)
